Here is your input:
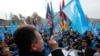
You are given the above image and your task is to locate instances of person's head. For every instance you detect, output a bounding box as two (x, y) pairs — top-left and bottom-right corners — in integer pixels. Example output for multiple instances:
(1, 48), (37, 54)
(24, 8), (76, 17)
(1, 46), (12, 56)
(96, 43), (100, 52)
(81, 37), (89, 47)
(85, 31), (92, 37)
(62, 37), (67, 42)
(82, 40), (87, 48)
(81, 38), (91, 47)
(13, 25), (43, 53)
(69, 31), (74, 36)
(82, 35), (92, 46)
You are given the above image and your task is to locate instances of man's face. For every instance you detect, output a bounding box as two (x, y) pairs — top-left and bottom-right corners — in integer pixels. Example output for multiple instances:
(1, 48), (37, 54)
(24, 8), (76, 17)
(82, 41), (87, 47)
(63, 37), (67, 42)
(32, 31), (44, 52)
(2, 47), (12, 56)
(70, 32), (73, 36)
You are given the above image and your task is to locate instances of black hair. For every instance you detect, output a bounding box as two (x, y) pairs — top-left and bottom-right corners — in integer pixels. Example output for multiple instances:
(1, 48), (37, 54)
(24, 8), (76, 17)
(82, 37), (92, 47)
(96, 43), (100, 53)
(13, 25), (37, 53)
(96, 43), (100, 48)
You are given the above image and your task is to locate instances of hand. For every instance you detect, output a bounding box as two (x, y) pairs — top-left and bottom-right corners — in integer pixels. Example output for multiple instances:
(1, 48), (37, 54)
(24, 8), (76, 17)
(48, 35), (58, 50)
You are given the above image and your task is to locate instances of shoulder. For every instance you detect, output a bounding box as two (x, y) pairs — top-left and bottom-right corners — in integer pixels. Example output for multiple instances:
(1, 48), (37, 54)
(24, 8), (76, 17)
(94, 52), (100, 56)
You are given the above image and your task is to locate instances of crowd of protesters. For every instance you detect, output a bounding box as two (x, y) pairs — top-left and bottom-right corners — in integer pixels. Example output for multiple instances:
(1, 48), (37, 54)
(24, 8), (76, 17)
(0, 25), (100, 56)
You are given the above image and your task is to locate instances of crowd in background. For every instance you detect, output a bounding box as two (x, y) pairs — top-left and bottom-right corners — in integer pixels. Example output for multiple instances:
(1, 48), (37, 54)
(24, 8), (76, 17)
(0, 26), (100, 56)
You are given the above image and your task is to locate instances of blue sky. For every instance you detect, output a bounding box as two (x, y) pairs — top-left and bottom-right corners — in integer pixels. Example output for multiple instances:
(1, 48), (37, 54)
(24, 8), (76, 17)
(0, 0), (100, 19)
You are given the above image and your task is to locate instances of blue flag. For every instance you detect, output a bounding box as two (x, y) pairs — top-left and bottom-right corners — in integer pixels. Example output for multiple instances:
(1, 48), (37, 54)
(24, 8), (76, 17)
(8, 22), (18, 35)
(62, 0), (88, 34)
(62, 0), (74, 22)
(95, 23), (100, 30)
(75, 0), (88, 27)
(53, 18), (60, 32)
(0, 26), (6, 34)
(0, 32), (5, 42)
(88, 21), (98, 36)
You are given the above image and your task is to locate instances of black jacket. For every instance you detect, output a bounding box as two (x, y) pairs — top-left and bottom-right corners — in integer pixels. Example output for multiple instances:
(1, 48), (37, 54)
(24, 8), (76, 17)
(84, 47), (96, 56)
(19, 49), (64, 56)
(80, 47), (96, 56)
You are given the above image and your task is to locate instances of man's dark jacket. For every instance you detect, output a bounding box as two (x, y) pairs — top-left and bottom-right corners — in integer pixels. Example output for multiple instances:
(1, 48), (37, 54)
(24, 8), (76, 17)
(19, 49), (64, 56)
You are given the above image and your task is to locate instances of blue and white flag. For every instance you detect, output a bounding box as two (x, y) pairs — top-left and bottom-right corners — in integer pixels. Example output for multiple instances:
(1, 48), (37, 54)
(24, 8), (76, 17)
(62, 0), (88, 34)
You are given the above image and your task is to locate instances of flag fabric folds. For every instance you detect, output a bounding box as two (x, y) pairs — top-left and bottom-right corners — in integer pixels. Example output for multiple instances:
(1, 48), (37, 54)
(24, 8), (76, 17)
(62, 0), (88, 34)
(46, 3), (53, 28)
(8, 22), (18, 35)
(88, 21), (98, 36)
(0, 31), (5, 42)
(62, 0), (67, 21)
(60, 0), (67, 30)
(62, 0), (74, 22)
(0, 27), (5, 42)
(0, 26), (6, 34)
